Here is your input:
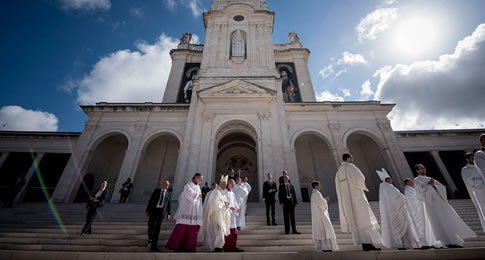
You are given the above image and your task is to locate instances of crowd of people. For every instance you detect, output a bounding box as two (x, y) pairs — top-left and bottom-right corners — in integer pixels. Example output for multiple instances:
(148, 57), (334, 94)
(72, 134), (485, 253)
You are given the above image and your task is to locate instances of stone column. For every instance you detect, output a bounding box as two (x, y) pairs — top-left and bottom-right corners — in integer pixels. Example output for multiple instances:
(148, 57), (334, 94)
(16, 153), (45, 203)
(431, 150), (458, 194)
(328, 121), (346, 164)
(0, 152), (9, 169)
(293, 56), (316, 102)
(162, 53), (188, 103)
(110, 125), (145, 202)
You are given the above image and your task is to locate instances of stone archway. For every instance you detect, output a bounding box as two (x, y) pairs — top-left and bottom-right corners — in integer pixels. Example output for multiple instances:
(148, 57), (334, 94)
(214, 123), (259, 202)
(82, 134), (129, 202)
(346, 132), (390, 201)
(131, 134), (181, 203)
(295, 133), (337, 202)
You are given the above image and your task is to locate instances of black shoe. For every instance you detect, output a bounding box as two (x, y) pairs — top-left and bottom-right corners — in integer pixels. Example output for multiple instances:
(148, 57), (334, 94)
(267, 222), (271, 226)
(285, 232), (290, 235)
(446, 244), (463, 248)
(272, 223), (278, 226)
(184, 249), (195, 253)
(398, 248), (407, 250)
(362, 244), (381, 251)
(322, 250), (332, 252)
(80, 233), (86, 236)
(150, 247), (159, 252)
(292, 231), (301, 235)
(234, 247), (244, 252)
(214, 248), (224, 252)
(237, 227), (241, 230)
(420, 246), (433, 250)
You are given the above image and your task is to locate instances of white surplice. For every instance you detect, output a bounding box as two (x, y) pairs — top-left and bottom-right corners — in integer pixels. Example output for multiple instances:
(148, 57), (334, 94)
(414, 175), (476, 246)
(462, 164), (485, 232)
(203, 190), (213, 209)
(241, 182), (252, 216)
(379, 182), (419, 249)
(233, 184), (249, 228)
(475, 150), (485, 179)
(311, 189), (339, 251)
(335, 162), (382, 246)
(225, 188), (239, 228)
(174, 181), (203, 226)
(404, 185), (441, 247)
(199, 186), (230, 251)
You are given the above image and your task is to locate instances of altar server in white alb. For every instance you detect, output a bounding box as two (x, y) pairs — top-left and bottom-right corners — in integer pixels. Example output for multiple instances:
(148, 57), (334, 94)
(311, 181), (338, 252)
(414, 164), (476, 248)
(241, 176), (252, 216)
(200, 175), (230, 252)
(335, 153), (382, 251)
(403, 178), (441, 249)
(377, 169), (419, 250)
(224, 179), (243, 252)
(461, 152), (485, 232)
(233, 177), (249, 229)
(474, 134), (485, 178)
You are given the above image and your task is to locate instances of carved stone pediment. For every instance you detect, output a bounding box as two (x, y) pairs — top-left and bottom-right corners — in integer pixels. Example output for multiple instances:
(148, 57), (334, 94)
(198, 79), (276, 100)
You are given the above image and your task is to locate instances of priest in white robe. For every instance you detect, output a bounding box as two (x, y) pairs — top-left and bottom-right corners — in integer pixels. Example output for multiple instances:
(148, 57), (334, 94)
(474, 134), (485, 178)
(414, 164), (476, 248)
(377, 169), (419, 249)
(311, 181), (338, 252)
(199, 175), (230, 252)
(403, 178), (441, 249)
(165, 173), (204, 252)
(223, 179), (244, 252)
(242, 176), (252, 216)
(461, 152), (485, 232)
(203, 183), (217, 209)
(233, 177), (249, 229)
(335, 153), (383, 251)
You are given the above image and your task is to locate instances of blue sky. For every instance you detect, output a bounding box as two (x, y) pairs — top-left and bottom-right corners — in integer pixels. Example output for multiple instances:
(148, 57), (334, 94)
(1, 0), (484, 132)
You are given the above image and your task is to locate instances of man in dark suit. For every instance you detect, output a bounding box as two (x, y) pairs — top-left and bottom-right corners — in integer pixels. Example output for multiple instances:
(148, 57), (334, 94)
(279, 175), (300, 235)
(80, 181), (108, 236)
(263, 173), (278, 226)
(279, 170), (290, 185)
(145, 180), (171, 252)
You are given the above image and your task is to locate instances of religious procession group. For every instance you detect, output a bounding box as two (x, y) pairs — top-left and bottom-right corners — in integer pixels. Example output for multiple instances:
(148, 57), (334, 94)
(80, 134), (485, 253)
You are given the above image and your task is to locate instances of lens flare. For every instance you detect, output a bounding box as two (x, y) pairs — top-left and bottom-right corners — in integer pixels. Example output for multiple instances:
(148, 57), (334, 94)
(30, 149), (67, 233)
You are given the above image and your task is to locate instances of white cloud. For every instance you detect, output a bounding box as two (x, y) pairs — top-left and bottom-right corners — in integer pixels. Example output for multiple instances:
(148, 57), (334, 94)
(163, 0), (206, 17)
(67, 34), (180, 104)
(130, 7), (144, 18)
(360, 80), (374, 100)
(375, 24), (485, 130)
(58, 0), (111, 11)
(0, 106), (59, 132)
(356, 8), (398, 42)
(337, 51), (368, 65)
(316, 91), (345, 102)
(319, 64), (334, 79)
(320, 51), (367, 79)
(340, 88), (352, 97)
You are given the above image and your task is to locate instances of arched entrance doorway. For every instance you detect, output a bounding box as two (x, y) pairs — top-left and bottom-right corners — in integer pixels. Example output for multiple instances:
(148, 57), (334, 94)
(295, 133), (337, 202)
(131, 134), (180, 202)
(214, 122), (259, 202)
(81, 134), (128, 202)
(346, 132), (390, 201)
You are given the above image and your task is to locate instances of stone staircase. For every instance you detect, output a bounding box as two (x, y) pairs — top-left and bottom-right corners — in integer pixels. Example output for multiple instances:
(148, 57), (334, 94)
(0, 199), (484, 259)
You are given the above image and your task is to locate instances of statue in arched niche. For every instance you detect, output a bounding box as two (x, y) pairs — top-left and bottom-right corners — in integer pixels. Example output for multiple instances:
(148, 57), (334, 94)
(232, 30), (245, 57)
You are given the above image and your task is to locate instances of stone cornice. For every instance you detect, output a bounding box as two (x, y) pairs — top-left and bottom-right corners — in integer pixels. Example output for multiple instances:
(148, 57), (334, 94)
(284, 101), (395, 113)
(396, 129), (485, 137)
(0, 131), (81, 140)
(81, 103), (190, 114)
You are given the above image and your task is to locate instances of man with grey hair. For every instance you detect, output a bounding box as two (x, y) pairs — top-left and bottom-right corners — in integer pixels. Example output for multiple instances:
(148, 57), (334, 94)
(474, 133), (485, 179)
(145, 180), (171, 252)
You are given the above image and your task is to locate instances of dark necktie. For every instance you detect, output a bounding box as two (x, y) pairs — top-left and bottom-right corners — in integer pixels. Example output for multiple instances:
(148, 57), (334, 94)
(286, 184), (291, 199)
(158, 190), (165, 207)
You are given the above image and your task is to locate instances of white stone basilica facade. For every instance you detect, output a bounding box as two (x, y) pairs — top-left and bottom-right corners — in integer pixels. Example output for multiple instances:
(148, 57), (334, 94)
(0, 0), (482, 205)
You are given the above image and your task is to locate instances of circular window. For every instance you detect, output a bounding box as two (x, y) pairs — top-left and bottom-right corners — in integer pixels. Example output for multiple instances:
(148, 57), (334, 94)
(234, 15), (245, 22)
